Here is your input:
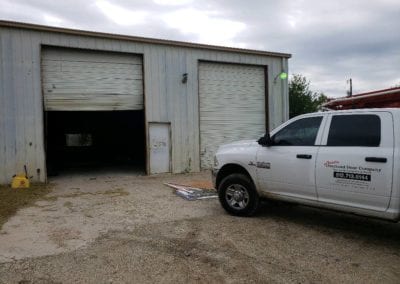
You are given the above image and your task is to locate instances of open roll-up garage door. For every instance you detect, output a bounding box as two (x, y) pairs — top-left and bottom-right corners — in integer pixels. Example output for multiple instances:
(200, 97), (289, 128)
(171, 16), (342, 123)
(42, 48), (146, 176)
(42, 48), (143, 111)
(199, 62), (267, 169)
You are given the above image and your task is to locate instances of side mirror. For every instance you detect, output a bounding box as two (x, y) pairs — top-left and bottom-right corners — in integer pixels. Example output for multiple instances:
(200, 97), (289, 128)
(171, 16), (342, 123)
(258, 133), (273, 147)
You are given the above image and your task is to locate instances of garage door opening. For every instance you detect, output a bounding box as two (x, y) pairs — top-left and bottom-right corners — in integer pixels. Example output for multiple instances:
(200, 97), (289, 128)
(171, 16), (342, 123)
(45, 110), (146, 176)
(41, 47), (145, 176)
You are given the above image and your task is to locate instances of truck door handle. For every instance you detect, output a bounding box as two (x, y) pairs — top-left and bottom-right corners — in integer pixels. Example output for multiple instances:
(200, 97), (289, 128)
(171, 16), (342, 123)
(296, 154), (312, 159)
(365, 157), (387, 163)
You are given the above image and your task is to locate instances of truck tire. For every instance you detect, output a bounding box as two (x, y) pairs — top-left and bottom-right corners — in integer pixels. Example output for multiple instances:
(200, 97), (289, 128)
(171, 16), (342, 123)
(218, 173), (260, 216)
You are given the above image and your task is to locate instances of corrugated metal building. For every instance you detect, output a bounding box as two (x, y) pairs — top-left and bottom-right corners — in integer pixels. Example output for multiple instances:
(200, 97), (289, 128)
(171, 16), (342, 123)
(0, 20), (291, 184)
(323, 87), (400, 110)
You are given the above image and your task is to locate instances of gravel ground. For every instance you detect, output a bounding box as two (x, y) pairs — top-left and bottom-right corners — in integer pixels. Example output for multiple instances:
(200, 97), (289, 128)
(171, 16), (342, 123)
(0, 170), (399, 283)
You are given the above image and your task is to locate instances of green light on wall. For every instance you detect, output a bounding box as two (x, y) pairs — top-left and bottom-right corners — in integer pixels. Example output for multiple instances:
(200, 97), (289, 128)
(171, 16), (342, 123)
(274, 71), (288, 83)
(279, 72), (288, 80)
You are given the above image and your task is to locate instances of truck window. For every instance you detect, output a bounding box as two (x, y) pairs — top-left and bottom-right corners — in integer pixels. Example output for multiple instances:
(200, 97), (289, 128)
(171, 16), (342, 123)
(272, 117), (322, 146)
(327, 114), (381, 147)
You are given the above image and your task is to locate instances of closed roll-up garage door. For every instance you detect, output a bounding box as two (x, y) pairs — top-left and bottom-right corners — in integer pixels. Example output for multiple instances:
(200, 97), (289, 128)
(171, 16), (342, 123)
(199, 62), (266, 169)
(42, 48), (143, 111)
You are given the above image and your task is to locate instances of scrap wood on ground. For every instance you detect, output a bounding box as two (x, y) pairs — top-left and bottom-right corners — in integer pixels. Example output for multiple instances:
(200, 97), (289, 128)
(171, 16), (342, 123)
(182, 180), (215, 190)
(0, 184), (52, 229)
(164, 181), (217, 201)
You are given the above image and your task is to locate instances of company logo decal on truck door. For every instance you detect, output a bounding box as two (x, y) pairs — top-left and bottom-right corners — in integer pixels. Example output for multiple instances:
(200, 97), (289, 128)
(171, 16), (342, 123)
(323, 160), (382, 191)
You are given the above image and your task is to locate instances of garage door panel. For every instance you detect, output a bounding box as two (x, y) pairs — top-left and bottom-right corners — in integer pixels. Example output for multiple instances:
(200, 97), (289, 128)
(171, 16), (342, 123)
(200, 89), (265, 97)
(42, 67), (143, 77)
(199, 71), (264, 78)
(200, 116), (265, 122)
(198, 73), (264, 83)
(199, 62), (266, 169)
(43, 88), (143, 96)
(42, 58), (143, 66)
(42, 79), (143, 88)
(44, 94), (143, 111)
(199, 64), (262, 72)
(43, 48), (142, 64)
(200, 84), (264, 93)
(42, 63), (143, 74)
(42, 81), (143, 92)
(42, 48), (143, 111)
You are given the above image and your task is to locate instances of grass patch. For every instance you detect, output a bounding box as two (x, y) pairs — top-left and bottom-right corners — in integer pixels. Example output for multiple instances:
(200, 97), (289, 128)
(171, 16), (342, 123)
(0, 184), (52, 230)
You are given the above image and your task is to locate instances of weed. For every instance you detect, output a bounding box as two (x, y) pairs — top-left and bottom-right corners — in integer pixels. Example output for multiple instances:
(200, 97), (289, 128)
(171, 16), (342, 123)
(0, 184), (52, 229)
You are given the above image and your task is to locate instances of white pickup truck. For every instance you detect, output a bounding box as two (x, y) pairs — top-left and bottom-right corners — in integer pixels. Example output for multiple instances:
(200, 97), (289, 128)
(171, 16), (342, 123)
(212, 108), (400, 221)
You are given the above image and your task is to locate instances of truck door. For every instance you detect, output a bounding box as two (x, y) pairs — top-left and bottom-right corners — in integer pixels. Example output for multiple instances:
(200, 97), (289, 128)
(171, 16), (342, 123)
(256, 115), (325, 200)
(316, 112), (394, 211)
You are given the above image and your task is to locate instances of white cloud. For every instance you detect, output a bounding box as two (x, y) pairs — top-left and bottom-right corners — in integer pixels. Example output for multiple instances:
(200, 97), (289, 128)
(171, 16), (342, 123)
(43, 14), (64, 26)
(0, 0), (398, 97)
(162, 8), (246, 46)
(95, 0), (148, 26)
(153, 0), (193, 6)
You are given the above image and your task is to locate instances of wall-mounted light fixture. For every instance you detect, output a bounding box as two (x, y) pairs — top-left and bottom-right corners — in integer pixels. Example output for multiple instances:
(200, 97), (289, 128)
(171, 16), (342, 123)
(274, 71), (288, 83)
(182, 73), (188, 84)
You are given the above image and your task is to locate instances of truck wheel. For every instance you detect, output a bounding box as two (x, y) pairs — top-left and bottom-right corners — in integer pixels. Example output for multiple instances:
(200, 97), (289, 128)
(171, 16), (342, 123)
(218, 173), (260, 216)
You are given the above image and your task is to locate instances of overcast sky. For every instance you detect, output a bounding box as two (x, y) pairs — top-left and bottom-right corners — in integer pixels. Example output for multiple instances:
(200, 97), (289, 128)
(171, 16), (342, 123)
(1, 0), (399, 97)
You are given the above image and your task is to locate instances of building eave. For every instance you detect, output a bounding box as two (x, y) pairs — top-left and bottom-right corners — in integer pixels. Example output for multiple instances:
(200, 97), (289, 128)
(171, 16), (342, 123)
(0, 20), (292, 59)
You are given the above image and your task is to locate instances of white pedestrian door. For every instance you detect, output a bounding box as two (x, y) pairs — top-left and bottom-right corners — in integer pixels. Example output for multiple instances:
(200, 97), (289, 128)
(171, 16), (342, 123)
(149, 123), (171, 174)
(316, 112), (394, 211)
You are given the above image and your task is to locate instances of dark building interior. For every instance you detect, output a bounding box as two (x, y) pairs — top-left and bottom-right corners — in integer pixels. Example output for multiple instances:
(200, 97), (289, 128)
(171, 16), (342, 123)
(45, 111), (146, 175)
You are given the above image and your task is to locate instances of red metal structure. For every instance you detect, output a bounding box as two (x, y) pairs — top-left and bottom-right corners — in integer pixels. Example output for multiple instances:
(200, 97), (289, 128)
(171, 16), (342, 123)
(323, 87), (400, 110)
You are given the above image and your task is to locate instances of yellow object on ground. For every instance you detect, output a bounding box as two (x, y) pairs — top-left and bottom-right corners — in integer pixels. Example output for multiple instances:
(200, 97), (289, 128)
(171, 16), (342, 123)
(11, 174), (30, 189)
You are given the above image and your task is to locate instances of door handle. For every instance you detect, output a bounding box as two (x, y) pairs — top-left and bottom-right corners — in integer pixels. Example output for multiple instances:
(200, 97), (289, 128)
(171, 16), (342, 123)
(365, 157), (387, 163)
(296, 154), (312, 159)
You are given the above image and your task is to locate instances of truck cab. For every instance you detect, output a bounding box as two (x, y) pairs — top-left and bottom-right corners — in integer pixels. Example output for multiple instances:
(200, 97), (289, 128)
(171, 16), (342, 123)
(212, 109), (400, 220)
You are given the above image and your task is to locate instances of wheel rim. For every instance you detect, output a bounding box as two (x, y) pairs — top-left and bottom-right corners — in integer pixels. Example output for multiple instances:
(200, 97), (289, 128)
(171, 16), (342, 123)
(225, 184), (250, 210)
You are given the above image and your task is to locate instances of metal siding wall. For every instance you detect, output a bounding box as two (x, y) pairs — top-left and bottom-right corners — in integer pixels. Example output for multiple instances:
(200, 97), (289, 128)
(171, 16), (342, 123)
(268, 57), (288, 130)
(282, 58), (290, 122)
(13, 31), (24, 177)
(21, 30), (37, 181)
(145, 45), (168, 122)
(0, 32), (4, 183)
(186, 50), (200, 171)
(1, 29), (17, 183)
(165, 48), (186, 172)
(5, 30), (35, 184)
(31, 33), (46, 182)
(0, 27), (288, 184)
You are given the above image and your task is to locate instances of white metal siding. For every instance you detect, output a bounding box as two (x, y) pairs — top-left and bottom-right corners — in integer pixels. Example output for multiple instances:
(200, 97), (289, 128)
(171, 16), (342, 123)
(199, 62), (266, 168)
(42, 48), (143, 111)
(0, 26), (288, 184)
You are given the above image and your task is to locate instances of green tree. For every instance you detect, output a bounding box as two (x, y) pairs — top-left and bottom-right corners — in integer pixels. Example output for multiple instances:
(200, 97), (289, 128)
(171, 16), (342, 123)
(289, 74), (328, 118)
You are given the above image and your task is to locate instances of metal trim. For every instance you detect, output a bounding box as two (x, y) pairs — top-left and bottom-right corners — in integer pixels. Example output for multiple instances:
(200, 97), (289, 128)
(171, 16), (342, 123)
(0, 20), (292, 58)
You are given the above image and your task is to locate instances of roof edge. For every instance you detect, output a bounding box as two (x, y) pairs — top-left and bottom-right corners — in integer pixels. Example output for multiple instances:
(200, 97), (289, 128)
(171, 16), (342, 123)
(349, 86), (400, 98)
(323, 87), (400, 107)
(0, 20), (292, 58)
